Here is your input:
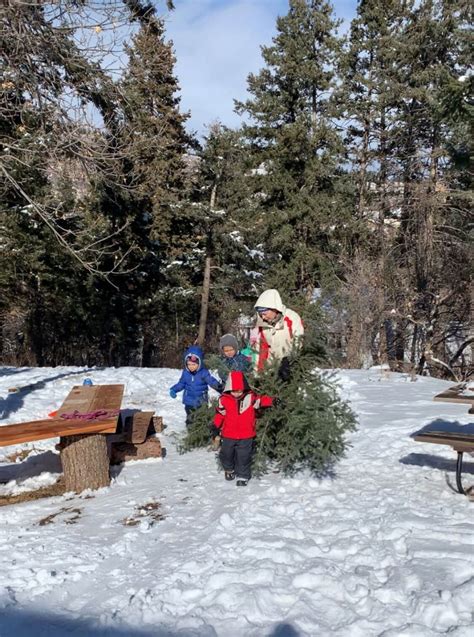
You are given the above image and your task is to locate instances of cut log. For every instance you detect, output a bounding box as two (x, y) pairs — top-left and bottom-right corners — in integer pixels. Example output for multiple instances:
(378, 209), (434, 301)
(126, 411), (155, 444)
(152, 416), (164, 433)
(110, 437), (162, 465)
(60, 434), (110, 493)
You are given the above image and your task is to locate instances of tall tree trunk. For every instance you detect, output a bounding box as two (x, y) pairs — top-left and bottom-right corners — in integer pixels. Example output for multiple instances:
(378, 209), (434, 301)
(357, 60), (373, 217)
(197, 254), (212, 345)
(197, 184), (217, 345)
(377, 104), (390, 365)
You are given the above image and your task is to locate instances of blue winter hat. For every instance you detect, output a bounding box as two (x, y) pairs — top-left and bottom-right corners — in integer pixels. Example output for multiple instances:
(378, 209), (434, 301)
(255, 306), (272, 313)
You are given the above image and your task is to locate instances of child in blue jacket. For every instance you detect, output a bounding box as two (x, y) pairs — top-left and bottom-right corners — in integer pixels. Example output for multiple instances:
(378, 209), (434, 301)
(169, 345), (221, 427)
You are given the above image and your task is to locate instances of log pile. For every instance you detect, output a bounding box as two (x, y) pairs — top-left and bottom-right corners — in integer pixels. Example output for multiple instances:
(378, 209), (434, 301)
(109, 412), (165, 465)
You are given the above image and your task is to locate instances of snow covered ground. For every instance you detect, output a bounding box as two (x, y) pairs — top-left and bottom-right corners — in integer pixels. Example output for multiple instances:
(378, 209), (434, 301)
(0, 366), (473, 637)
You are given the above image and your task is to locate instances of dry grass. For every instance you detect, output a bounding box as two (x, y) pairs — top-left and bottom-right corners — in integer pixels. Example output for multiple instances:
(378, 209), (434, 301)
(4, 448), (34, 463)
(120, 500), (165, 526)
(0, 478), (66, 507)
(38, 505), (82, 526)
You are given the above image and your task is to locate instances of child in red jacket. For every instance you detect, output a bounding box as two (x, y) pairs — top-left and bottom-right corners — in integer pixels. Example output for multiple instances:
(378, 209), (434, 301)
(211, 371), (273, 486)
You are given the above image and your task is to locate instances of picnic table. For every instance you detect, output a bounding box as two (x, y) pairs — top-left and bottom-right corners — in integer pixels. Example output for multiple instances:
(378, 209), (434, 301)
(413, 384), (474, 496)
(0, 384), (124, 493)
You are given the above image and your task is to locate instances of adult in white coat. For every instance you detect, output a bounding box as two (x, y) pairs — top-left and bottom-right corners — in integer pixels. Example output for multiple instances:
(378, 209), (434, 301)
(254, 289), (304, 377)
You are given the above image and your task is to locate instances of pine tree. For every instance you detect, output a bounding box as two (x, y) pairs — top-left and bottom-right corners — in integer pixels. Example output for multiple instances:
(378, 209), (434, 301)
(120, 14), (192, 251)
(0, 1), (164, 365)
(235, 0), (353, 299)
(190, 123), (268, 344)
(333, 0), (472, 376)
(178, 1), (359, 476)
(337, 0), (408, 223)
(100, 11), (196, 364)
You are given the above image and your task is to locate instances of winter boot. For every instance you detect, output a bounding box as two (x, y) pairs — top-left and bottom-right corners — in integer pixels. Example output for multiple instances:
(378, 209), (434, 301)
(225, 471), (235, 481)
(236, 479), (248, 487)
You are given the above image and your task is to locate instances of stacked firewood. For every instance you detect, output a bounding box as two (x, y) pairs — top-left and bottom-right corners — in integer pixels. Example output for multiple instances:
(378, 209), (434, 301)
(109, 412), (165, 464)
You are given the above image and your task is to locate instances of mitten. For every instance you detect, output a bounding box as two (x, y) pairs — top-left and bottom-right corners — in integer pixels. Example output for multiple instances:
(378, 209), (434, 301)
(277, 357), (291, 382)
(210, 424), (221, 439)
(169, 389), (177, 399)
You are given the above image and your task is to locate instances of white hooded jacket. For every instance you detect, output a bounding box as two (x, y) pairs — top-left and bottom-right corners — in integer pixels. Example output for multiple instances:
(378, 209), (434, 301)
(254, 289), (304, 371)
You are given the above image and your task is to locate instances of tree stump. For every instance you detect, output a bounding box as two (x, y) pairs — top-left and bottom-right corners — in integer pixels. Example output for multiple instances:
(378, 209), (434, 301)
(59, 434), (110, 493)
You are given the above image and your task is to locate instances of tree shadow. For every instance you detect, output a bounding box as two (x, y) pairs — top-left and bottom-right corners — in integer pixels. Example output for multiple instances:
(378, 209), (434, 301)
(0, 369), (96, 420)
(0, 607), (215, 637)
(0, 367), (31, 377)
(0, 450), (62, 484)
(268, 623), (301, 637)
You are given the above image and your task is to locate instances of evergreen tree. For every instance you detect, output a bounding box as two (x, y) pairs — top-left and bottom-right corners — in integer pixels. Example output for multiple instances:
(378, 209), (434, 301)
(337, 0), (408, 223)
(333, 0), (472, 376)
(190, 123), (268, 344)
(0, 6), (115, 364)
(92, 9), (195, 365)
(236, 0), (354, 298)
(177, 1), (358, 477)
(0, 1), (200, 366)
(120, 14), (193, 252)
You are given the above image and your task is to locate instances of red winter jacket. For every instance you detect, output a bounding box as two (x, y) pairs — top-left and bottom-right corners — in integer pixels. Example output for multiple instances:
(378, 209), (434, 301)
(213, 371), (273, 439)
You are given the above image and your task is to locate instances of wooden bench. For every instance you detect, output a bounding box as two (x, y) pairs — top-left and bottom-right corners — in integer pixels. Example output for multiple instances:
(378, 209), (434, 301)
(413, 384), (474, 496)
(0, 414), (119, 446)
(433, 384), (474, 414)
(0, 384), (124, 493)
(0, 384), (164, 493)
(413, 431), (474, 495)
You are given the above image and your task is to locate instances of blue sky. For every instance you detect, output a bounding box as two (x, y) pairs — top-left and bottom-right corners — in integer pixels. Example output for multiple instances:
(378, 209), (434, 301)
(165, 0), (358, 137)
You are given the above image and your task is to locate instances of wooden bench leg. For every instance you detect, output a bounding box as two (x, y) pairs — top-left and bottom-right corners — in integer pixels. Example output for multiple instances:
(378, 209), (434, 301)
(456, 451), (465, 495)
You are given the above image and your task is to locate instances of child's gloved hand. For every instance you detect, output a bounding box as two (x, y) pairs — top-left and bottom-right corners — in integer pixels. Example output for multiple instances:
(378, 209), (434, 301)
(169, 389), (177, 399)
(277, 357), (291, 382)
(210, 424), (221, 439)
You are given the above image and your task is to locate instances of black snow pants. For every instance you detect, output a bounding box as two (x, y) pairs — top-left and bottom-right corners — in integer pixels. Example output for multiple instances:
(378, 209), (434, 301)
(185, 406), (196, 428)
(219, 437), (255, 480)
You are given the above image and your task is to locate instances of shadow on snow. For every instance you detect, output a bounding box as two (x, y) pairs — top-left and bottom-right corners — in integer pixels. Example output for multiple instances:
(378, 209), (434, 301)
(0, 608), (302, 637)
(0, 369), (96, 420)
